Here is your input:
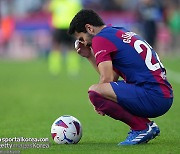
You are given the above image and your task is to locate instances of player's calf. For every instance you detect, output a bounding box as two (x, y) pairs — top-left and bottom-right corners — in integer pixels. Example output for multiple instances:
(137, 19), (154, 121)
(88, 90), (149, 130)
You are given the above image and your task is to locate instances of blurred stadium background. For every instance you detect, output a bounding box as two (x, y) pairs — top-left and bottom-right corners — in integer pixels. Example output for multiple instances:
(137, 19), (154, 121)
(0, 0), (180, 59)
(0, 0), (180, 153)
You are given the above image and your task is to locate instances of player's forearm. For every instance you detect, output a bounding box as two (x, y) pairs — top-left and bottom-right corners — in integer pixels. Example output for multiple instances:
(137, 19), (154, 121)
(99, 72), (118, 83)
(113, 71), (119, 82)
(99, 75), (114, 83)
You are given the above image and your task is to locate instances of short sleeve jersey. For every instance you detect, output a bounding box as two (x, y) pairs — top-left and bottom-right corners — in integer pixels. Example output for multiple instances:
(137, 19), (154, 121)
(92, 26), (173, 98)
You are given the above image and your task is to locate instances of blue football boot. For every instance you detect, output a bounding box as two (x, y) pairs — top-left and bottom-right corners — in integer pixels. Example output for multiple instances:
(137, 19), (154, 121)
(118, 124), (154, 145)
(148, 121), (160, 139)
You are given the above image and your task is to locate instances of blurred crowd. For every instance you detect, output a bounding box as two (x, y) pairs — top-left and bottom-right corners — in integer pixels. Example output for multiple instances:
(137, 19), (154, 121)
(0, 0), (180, 61)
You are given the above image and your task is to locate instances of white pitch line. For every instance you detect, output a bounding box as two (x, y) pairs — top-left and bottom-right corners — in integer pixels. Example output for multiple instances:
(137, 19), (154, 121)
(167, 69), (180, 84)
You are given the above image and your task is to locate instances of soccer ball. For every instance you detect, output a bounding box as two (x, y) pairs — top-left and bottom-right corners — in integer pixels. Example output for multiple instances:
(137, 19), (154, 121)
(51, 115), (82, 144)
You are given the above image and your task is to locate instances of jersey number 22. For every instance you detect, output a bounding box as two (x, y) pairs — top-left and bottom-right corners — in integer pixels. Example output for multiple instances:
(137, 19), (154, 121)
(134, 40), (164, 71)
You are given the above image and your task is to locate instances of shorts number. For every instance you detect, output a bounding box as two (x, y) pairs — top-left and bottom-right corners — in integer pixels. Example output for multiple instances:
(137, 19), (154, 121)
(134, 40), (164, 71)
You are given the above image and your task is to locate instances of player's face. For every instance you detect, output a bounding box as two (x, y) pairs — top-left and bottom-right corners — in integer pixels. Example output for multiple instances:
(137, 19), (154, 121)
(75, 32), (93, 47)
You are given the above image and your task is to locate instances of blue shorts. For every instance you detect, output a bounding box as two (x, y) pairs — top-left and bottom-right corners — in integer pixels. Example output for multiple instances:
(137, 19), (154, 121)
(110, 81), (173, 118)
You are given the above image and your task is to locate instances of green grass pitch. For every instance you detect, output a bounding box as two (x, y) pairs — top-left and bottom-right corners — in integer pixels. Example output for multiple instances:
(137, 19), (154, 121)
(0, 57), (180, 154)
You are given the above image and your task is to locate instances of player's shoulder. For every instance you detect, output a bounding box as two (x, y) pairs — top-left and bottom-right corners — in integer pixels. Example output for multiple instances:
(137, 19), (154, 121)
(95, 26), (130, 39)
(92, 26), (131, 47)
(93, 26), (115, 40)
(98, 26), (121, 34)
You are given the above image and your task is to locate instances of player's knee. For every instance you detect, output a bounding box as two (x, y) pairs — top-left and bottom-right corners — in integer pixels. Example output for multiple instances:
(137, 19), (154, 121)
(88, 90), (97, 106)
(88, 84), (99, 93)
(88, 90), (102, 108)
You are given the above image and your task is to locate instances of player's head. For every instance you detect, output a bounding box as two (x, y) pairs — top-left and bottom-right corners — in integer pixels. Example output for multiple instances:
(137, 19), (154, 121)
(68, 9), (105, 47)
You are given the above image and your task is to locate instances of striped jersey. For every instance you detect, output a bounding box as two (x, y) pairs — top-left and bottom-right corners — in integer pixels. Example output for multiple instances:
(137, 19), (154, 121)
(92, 26), (173, 98)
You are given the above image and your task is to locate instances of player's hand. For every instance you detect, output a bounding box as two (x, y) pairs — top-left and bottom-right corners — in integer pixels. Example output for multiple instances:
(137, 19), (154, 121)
(75, 40), (91, 58)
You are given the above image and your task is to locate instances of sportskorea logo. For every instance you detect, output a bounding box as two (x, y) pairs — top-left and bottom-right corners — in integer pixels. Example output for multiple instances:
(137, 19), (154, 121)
(0, 137), (49, 143)
(94, 50), (106, 58)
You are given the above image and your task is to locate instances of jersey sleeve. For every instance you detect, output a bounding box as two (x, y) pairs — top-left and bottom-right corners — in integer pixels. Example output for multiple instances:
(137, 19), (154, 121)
(92, 36), (117, 65)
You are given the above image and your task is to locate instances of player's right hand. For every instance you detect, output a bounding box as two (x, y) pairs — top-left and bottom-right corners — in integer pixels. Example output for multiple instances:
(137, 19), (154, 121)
(74, 40), (91, 58)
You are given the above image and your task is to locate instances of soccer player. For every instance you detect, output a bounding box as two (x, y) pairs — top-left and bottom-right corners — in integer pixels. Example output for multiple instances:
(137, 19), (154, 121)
(68, 10), (173, 145)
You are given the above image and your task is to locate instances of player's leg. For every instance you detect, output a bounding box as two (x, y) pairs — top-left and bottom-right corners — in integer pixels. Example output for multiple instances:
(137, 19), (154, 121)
(88, 89), (150, 129)
(88, 81), (161, 145)
(88, 82), (151, 127)
(109, 81), (173, 118)
(89, 83), (118, 102)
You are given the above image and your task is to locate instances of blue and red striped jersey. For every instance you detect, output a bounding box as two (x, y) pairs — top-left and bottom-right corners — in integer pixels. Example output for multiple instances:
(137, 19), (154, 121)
(92, 26), (173, 98)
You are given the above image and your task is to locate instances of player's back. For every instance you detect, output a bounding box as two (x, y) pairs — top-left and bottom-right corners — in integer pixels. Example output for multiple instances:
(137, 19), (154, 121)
(92, 26), (173, 98)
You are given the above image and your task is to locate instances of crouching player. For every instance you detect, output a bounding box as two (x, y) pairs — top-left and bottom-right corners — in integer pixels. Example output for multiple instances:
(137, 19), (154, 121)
(68, 9), (173, 145)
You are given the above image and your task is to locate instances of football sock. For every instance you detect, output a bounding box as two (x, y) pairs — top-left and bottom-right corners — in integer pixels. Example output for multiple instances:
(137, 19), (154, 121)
(88, 90), (150, 130)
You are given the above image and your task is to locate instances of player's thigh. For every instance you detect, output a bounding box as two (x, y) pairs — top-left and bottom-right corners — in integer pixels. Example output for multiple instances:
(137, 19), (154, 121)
(88, 83), (117, 102)
(110, 81), (144, 115)
(110, 81), (139, 100)
(110, 80), (172, 117)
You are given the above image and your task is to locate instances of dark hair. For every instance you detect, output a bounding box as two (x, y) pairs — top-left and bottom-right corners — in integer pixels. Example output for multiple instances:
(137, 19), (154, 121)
(68, 9), (105, 35)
